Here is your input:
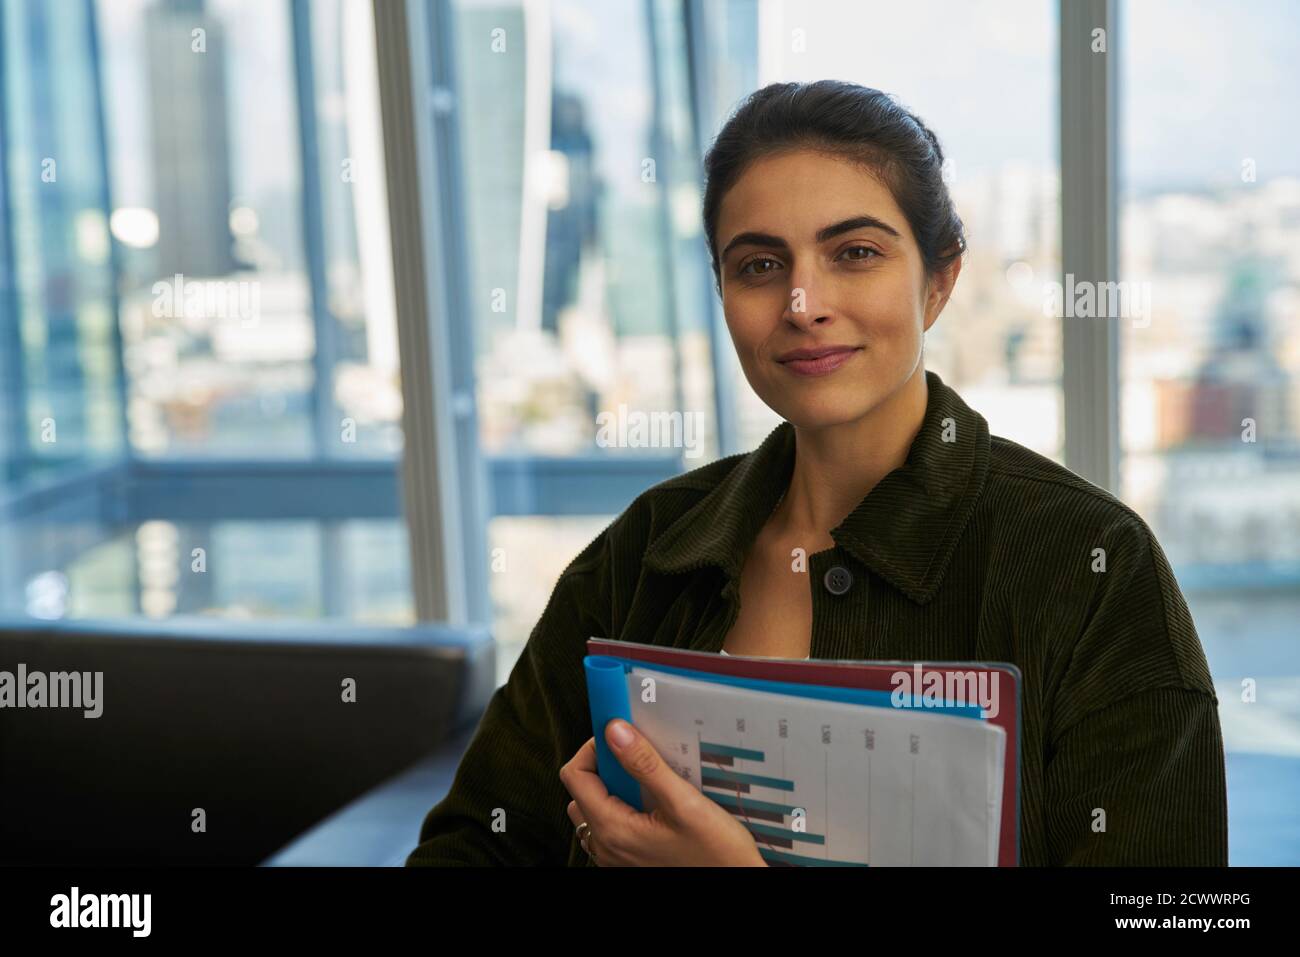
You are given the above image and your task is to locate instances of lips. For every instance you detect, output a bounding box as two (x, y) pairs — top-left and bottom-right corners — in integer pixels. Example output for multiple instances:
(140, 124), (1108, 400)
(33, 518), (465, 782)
(776, 346), (862, 377)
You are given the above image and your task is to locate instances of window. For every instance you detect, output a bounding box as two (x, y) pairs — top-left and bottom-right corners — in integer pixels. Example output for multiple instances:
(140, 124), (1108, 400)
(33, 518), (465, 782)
(445, 0), (717, 677)
(1120, 0), (1300, 865)
(1, 0), (124, 476)
(0, 0), (411, 622)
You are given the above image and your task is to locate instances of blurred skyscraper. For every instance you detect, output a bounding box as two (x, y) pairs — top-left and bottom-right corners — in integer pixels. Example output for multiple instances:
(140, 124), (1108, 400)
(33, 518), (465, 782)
(541, 89), (599, 337)
(144, 0), (237, 278)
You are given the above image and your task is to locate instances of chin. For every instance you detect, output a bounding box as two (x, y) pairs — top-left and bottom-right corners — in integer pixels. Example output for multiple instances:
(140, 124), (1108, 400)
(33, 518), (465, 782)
(766, 390), (883, 431)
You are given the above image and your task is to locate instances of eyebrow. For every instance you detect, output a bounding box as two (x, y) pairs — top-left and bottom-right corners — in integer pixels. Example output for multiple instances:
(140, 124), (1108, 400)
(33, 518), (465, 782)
(720, 215), (903, 262)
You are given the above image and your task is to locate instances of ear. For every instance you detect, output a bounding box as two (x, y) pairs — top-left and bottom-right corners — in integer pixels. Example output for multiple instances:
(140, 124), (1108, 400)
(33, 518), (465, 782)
(923, 250), (963, 331)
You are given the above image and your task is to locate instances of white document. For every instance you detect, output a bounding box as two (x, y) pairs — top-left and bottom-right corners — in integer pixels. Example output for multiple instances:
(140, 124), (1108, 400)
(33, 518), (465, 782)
(625, 665), (1006, 866)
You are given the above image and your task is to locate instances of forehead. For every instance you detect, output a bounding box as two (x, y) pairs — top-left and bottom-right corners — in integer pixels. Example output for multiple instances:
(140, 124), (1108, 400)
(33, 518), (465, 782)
(716, 150), (909, 245)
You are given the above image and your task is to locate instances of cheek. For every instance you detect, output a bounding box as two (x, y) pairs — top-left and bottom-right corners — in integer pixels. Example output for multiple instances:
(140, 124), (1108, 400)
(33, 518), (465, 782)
(854, 273), (923, 340)
(724, 300), (775, 351)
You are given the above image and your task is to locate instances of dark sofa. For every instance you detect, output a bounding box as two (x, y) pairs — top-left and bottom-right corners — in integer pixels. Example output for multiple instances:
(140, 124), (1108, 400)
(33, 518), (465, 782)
(0, 615), (493, 866)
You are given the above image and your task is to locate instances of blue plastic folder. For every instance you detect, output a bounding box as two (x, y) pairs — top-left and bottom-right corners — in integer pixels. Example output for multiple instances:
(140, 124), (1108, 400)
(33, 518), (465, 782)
(585, 656), (643, 811)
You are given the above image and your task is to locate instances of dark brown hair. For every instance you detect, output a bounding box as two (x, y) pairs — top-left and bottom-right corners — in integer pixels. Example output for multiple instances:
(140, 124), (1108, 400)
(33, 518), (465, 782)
(702, 80), (967, 296)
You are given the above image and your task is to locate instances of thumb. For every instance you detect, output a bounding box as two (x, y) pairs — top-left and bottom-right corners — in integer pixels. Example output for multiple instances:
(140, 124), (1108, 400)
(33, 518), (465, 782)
(604, 719), (680, 806)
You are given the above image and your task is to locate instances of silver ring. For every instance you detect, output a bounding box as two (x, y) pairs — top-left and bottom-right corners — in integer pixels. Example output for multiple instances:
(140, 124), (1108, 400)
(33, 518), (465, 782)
(575, 821), (597, 862)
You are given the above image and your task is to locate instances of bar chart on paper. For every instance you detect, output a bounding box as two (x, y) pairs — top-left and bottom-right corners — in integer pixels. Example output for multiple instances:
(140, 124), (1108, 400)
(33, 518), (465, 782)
(585, 644), (1016, 867)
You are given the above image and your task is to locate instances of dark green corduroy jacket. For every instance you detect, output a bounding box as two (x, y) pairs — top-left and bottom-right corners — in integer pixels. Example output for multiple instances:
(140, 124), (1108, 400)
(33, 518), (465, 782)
(407, 369), (1228, 867)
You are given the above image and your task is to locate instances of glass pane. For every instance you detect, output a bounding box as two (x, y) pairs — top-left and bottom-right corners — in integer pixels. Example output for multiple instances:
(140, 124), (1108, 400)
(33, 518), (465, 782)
(0, 0), (412, 623)
(1, 0), (125, 480)
(1120, 0), (1300, 865)
(448, 0), (715, 666)
(104, 0), (313, 456)
(308, 0), (404, 458)
(451, 0), (718, 460)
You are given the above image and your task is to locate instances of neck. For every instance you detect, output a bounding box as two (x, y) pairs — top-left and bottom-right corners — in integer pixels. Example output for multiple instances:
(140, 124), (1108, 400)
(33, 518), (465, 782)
(775, 365), (929, 538)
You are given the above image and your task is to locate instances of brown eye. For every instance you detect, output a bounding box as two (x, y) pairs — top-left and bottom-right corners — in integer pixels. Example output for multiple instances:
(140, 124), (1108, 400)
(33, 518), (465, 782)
(739, 256), (781, 277)
(839, 245), (880, 262)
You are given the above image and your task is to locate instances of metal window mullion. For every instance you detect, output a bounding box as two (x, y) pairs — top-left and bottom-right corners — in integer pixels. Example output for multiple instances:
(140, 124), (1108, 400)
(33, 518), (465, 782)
(0, 5), (31, 480)
(373, 0), (489, 626)
(290, 0), (342, 459)
(1059, 0), (1120, 493)
(682, 0), (739, 457)
(419, 0), (490, 627)
(644, 0), (688, 454)
(86, 0), (131, 465)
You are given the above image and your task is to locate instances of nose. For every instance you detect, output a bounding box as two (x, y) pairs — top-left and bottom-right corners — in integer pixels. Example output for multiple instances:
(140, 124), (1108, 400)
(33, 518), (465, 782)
(781, 277), (833, 330)
(781, 255), (838, 328)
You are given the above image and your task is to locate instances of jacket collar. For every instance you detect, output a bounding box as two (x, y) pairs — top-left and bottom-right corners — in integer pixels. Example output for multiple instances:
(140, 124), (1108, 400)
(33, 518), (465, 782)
(642, 369), (990, 605)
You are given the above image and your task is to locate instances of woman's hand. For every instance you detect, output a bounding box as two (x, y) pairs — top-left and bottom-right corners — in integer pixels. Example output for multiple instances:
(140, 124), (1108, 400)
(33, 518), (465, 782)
(559, 719), (768, 866)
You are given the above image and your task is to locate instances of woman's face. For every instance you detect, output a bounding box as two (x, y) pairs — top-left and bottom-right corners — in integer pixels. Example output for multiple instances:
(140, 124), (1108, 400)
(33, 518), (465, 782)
(714, 149), (959, 429)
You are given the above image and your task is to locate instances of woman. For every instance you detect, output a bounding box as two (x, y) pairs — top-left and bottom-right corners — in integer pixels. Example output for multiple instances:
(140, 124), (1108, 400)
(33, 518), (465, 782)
(408, 80), (1227, 867)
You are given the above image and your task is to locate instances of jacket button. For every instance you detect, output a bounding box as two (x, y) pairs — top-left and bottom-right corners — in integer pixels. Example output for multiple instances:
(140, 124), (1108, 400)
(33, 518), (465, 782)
(823, 565), (853, 596)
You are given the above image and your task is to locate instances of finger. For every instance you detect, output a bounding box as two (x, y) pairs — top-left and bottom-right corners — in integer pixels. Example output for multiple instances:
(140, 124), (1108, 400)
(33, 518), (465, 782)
(558, 737), (598, 799)
(566, 799), (584, 829)
(604, 718), (687, 813)
(562, 738), (623, 823)
(565, 733), (648, 845)
(568, 799), (603, 865)
(570, 737), (598, 773)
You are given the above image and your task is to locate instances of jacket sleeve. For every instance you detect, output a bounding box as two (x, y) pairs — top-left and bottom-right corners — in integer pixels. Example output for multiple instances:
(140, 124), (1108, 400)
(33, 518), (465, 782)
(406, 528), (614, 866)
(1041, 516), (1229, 865)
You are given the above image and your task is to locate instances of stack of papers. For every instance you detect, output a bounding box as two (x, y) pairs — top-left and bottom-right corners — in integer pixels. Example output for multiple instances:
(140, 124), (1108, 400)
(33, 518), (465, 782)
(584, 639), (1020, 867)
